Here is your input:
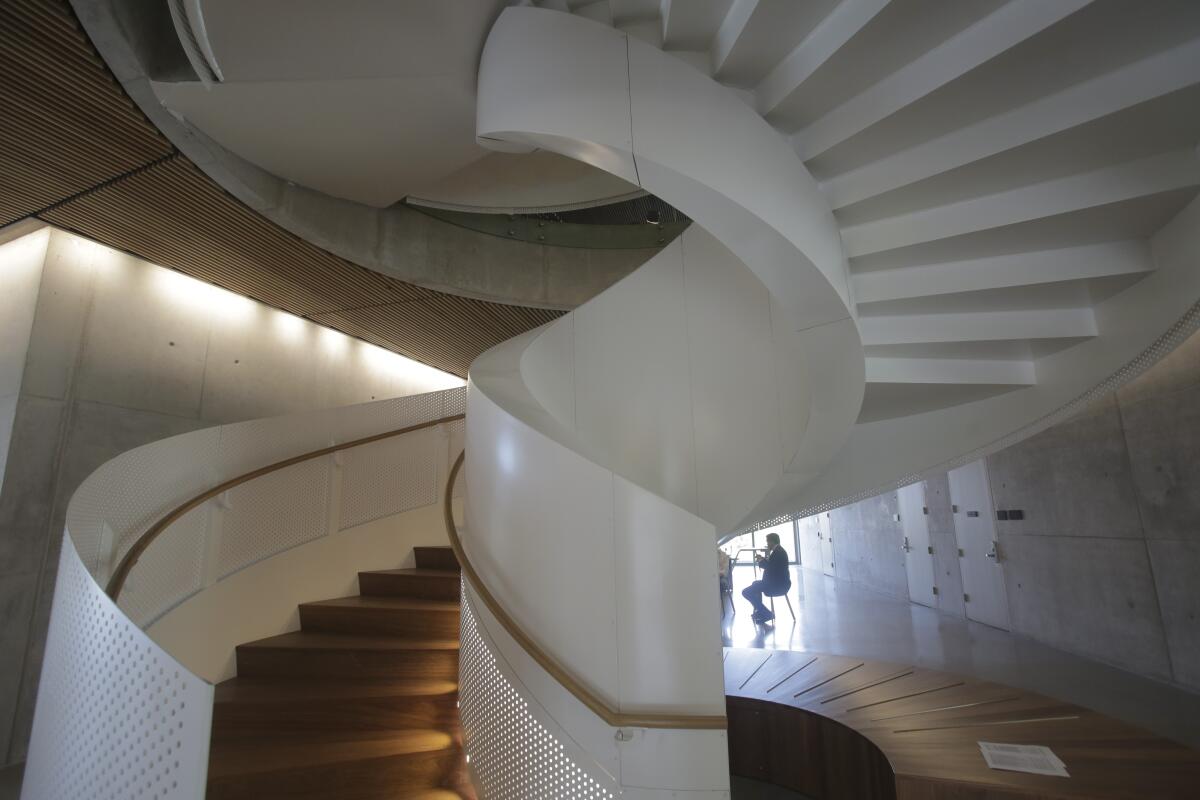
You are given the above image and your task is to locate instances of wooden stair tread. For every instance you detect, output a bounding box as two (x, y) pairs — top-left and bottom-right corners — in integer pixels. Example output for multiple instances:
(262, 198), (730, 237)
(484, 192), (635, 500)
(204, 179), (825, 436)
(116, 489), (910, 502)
(238, 631), (460, 652)
(412, 547), (460, 571)
(215, 677), (457, 704)
(362, 568), (460, 579)
(213, 546), (468, 798)
(301, 595), (460, 613)
(357, 569), (462, 602)
(208, 730), (456, 779)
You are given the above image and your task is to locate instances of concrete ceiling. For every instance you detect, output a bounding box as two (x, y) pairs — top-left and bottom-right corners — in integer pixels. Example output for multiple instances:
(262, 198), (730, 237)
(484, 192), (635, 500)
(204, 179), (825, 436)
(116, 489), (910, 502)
(0, 0), (573, 378)
(152, 0), (634, 209)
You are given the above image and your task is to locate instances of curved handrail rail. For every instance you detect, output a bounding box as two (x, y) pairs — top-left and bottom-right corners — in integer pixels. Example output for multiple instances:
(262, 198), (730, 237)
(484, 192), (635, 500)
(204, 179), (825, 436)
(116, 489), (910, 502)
(106, 413), (466, 600)
(442, 450), (727, 730)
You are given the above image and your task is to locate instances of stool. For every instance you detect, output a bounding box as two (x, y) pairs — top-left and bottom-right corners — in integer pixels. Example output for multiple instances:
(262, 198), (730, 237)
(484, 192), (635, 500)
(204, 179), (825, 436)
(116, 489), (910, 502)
(766, 588), (795, 621)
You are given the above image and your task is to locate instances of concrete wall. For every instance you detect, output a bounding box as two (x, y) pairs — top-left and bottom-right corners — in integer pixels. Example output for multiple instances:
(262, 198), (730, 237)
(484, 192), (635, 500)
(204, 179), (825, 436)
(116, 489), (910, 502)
(0, 226), (48, 494)
(804, 326), (1200, 694)
(988, 327), (1200, 691)
(0, 226), (462, 766)
(826, 491), (908, 601)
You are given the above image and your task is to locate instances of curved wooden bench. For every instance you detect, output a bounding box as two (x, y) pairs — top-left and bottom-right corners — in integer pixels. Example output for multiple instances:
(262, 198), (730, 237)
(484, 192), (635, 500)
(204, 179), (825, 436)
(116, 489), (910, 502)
(724, 647), (1200, 799)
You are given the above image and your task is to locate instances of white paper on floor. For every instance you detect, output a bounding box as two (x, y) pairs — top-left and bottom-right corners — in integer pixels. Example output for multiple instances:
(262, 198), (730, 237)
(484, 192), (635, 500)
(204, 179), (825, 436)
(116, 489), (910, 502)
(978, 742), (1069, 777)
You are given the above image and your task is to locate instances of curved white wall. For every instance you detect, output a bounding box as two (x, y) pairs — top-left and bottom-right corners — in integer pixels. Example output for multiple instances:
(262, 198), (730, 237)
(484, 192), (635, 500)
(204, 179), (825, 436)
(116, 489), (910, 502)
(519, 226), (806, 534)
(475, 6), (865, 523)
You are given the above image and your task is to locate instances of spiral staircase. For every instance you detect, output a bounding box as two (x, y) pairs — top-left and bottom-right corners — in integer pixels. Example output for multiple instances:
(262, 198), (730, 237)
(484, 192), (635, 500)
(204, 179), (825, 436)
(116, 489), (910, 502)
(495, 0), (1200, 524)
(458, 1), (1200, 795)
(16, 2), (1200, 799)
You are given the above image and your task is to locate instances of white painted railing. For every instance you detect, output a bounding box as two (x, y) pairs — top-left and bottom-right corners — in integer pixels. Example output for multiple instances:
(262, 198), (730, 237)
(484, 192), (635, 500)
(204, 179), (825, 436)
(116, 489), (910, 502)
(22, 386), (466, 800)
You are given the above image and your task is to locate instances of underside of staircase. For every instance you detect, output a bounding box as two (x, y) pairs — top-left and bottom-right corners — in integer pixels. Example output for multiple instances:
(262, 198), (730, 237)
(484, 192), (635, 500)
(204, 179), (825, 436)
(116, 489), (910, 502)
(206, 546), (472, 800)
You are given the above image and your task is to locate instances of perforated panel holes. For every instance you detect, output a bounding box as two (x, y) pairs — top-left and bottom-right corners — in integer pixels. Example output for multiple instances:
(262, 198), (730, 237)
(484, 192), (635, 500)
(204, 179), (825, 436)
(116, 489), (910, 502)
(459, 582), (616, 800)
(22, 540), (210, 800)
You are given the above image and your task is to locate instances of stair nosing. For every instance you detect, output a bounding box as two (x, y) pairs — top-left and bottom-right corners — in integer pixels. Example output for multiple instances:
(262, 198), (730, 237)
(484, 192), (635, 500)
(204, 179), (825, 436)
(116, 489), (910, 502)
(237, 632), (460, 651)
(300, 595), (461, 612)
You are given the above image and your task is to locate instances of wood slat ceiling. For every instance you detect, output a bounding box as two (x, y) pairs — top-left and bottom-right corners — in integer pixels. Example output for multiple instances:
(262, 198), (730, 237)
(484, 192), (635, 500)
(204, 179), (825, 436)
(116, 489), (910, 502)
(0, 0), (561, 377)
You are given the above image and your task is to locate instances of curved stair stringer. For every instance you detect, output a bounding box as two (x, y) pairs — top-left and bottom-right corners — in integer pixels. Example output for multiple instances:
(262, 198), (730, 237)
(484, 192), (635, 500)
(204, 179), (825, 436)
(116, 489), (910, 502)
(475, 6), (866, 524)
(460, 6), (864, 797)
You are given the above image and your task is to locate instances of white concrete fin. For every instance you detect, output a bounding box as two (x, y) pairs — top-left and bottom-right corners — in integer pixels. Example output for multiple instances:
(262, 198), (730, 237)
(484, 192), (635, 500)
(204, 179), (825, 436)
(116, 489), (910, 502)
(756, 0), (891, 118)
(840, 148), (1200, 258)
(859, 308), (1098, 346)
(824, 38), (1200, 209)
(865, 356), (1036, 386)
(794, 0), (1093, 160)
(661, 0), (735, 50)
(709, 0), (758, 75)
(852, 240), (1154, 304)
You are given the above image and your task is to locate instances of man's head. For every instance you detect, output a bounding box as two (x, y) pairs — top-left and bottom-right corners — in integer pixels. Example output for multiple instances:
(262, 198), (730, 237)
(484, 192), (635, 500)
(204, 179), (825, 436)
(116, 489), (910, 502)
(765, 532), (780, 550)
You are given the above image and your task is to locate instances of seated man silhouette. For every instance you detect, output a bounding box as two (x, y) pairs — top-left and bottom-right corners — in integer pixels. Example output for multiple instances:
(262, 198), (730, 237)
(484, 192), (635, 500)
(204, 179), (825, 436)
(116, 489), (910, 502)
(742, 532), (791, 623)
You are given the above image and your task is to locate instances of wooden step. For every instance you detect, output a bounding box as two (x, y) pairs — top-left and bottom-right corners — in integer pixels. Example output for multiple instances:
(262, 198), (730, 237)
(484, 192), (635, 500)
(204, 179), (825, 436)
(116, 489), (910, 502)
(414, 546), (459, 572)
(212, 677), (459, 738)
(299, 596), (460, 639)
(207, 730), (459, 800)
(359, 568), (461, 601)
(236, 632), (459, 680)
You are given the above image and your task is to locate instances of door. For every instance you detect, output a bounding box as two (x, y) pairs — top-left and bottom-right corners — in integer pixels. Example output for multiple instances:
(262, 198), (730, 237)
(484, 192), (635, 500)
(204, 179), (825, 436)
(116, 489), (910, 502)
(820, 513), (836, 577)
(948, 460), (1010, 630)
(797, 515), (824, 571)
(898, 482), (936, 608)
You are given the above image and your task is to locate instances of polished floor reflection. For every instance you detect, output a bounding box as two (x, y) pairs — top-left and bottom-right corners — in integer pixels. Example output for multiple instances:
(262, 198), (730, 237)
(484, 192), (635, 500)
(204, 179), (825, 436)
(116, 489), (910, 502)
(721, 565), (1200, 748)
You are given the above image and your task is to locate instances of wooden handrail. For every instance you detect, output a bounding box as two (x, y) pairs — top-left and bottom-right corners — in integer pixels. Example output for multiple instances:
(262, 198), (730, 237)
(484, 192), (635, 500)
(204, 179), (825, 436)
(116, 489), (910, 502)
(442, 450), (727, 730)
(105, 414), (465, 600)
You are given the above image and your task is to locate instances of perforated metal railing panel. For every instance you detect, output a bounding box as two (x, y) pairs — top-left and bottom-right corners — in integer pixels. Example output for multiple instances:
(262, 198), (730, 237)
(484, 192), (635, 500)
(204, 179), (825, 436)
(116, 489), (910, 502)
(218, 458), (332, 578)
(21, 536), (213, 800)
(459, 581), (618, 800)
(339, 429), (439, 530)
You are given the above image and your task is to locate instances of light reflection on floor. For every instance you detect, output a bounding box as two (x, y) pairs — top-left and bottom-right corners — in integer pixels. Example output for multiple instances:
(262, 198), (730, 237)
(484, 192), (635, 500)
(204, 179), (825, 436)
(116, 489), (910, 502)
(720, 565), (1200, 748)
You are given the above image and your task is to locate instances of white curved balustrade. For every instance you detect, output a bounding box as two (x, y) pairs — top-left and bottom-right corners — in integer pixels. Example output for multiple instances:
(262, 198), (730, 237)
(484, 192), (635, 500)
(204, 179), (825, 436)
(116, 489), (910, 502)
(22, 387), (466, 800)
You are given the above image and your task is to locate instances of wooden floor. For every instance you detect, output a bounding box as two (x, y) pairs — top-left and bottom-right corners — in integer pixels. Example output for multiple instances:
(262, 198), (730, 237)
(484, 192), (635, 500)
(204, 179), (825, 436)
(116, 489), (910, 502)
(207, 547), (472, 800)
(725, 647), (1200, 800)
